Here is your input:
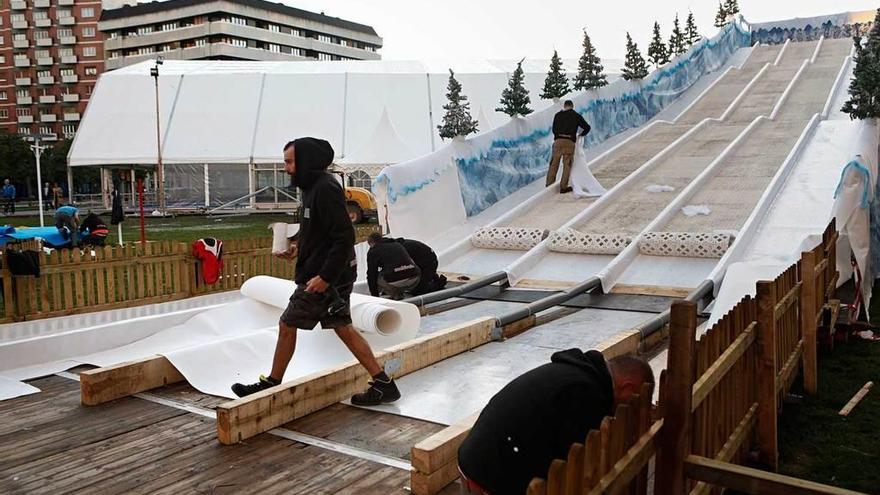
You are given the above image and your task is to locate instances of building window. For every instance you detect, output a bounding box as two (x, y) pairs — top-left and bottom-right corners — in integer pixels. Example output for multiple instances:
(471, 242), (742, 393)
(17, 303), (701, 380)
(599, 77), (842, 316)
(269, 24), (279, 32)
(0, 56), (5, 64)
(11, 13), (25, 21)
(0, 36), (4, 45)
(85, 67), (97, 76)
(83, 46), (96, 57)
(194, 38), (206, 47)
(60, 68), (74, 77)
(63, 124), (75, 137)
(19, 128), (31, 135)
(34, 11), (48, 20)
(161, 22), (177, 31)
(0, 91), (7, 100)
(318, 53), (332, 61)
(86, 85), (93, 95)
(226, 16), (246, 26)
(268, 43), (280, 53)
(13, 33), (26, 41)
(58, 28), (73, 38)
(17, 108), (31, 117)
(36, 50), (50, 59)
(57, 9), (71, 18)
(109, 31), (119, 39)
(137, 26), (153, 35)
(225, 38), (246, 48)
(60, 47), (73, 57)
(161, 44), (173, 52)
(318, 34), (334, 44)
(137, 46), (155, 55)
(0, 109), (7, 119)
(81, 7), (94, 18)
(35, 31), (49, 39)
(38, 70), (51, 78)
(83, 27), (96, 38)
(16, 89), (28, 98)
(348, 171), (372, 192)
(109, 50), (120, 59)
(40, 125), (53, 136)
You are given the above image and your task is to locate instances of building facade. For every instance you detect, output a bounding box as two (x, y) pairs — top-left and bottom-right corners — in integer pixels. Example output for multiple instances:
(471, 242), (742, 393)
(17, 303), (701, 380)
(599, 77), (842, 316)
(99, 0), (382, 71)
(0, 0), (104, 140)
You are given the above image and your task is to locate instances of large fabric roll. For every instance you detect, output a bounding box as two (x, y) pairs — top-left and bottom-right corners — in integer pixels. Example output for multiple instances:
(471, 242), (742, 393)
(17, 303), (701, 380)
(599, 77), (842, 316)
(470, 227), (549, 251)
(639, 232), (735, 258)
(546, 229), (633, 255)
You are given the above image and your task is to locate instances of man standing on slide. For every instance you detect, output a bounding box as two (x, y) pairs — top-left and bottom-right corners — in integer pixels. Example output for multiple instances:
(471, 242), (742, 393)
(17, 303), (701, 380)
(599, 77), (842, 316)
(232, 137), (401, 406)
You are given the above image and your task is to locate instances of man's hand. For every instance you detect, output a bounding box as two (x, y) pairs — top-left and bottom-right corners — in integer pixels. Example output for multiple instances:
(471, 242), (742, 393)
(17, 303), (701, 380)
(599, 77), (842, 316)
(305, 275), (329, 293)
(275, 244), (298, 260)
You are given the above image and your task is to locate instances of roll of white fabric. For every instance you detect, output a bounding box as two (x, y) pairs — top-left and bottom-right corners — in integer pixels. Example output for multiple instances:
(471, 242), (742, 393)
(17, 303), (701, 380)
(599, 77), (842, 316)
(639, 232), (734, 258)
(546, 229), (633, 255)
(269, 223), (299, 254)
(240, 276), (419, 337)
(470, 227), (549, 250)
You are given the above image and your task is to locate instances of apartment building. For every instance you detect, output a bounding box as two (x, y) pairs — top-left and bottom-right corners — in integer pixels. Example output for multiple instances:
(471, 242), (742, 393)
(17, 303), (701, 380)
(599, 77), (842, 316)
(99, 0), (383, 70)
(0, 0), (103, 140)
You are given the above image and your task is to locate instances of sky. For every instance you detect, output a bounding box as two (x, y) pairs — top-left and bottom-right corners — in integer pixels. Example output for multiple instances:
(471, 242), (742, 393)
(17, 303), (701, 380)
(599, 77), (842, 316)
(285, 0), (878, 61)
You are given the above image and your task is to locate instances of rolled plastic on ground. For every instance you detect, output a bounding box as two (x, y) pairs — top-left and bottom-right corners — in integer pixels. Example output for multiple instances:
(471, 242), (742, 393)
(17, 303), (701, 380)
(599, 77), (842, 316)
(546, 229), (632, 255)
(240, 275), (419, 337)
(638, 232), (734, 258)
(470, 227), (549, 250)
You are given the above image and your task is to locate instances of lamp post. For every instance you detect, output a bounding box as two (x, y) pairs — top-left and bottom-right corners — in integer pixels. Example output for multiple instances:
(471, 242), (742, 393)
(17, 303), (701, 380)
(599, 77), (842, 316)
(27, 133), (53, 227)
(150, 56), (166, 214)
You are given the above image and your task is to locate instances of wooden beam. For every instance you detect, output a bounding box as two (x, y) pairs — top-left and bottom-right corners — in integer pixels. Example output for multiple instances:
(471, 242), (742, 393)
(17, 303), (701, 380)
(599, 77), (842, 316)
(774, 282), (802, 321)
(587, 420), (663, 495)
(690, 404), (758, 495)
(685, 455), (865, 495)
(776, 341), (804, 394)
(595, 330), (642, 360)
(216, 317), (495, 444)
(839, 381), (873, 417)
(755, 281), (779, 470)
(80, 355), (184, 406)
(412, 460), (461, 495)
(502, 314), (537, 339)
(411, 413), (480, 475)
(800, 249), (819, 395)
(692, 323), (756, 411)
(610, 283), (693, 298)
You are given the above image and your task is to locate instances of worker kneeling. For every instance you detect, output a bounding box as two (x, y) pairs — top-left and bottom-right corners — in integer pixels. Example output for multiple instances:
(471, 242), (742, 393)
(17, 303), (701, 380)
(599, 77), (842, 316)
(366, 233), (421, 300)
(79, 212), (109, 247)
(457, 350), (654, 494)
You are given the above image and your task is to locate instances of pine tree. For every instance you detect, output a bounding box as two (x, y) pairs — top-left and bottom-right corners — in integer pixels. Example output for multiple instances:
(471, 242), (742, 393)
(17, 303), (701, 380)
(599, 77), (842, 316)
(723, 0), (740, 16)
(540, 50), (570, 100)
(497, 60), (533, 117)
(437, 69), (478, 139)
(685, 11), (700, 45)
(621, 33), (649, 81)
(647, 22), (669, 68)
(714, 2), (728, 28)
(573, 29), (608, 91)
(669, 14), (686, 57)
(842, 8), (880, 119)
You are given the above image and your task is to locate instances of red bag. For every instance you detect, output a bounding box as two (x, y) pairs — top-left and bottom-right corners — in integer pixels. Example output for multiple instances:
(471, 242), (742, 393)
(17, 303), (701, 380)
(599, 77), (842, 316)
(192, 238), (224, 284)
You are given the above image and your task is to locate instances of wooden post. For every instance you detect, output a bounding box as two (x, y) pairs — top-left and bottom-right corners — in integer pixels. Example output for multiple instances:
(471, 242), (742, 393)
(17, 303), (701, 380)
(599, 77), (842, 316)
(655, 300), (696, 495)
(799, 249), (818, 395)
(755, 281), (779, 470)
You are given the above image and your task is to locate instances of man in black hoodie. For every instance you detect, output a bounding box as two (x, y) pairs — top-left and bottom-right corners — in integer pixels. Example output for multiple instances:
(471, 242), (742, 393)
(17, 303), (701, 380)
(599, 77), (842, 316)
(232, 137), (400, 407)
(366, 232), (421, 299)
(457, 350), (653, 494)
(546, 100), (591, 194)
(394, 236), (447, 296)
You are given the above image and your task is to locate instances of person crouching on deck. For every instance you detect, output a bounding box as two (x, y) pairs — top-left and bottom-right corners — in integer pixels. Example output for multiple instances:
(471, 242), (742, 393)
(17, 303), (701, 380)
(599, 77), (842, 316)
(232, 137), (401, 406)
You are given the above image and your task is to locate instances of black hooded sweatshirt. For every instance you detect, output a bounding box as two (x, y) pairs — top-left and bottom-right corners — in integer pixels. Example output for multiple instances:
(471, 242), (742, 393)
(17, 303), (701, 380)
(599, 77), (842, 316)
(458, 349), (614, 495)
(291, 138), (356, 285)
(366, 237), (420, 296)
(395, 238), (438, 274)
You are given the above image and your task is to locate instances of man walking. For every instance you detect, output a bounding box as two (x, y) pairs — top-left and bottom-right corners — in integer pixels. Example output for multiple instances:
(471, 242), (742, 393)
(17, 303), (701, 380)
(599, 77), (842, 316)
(546, 100), (591, 193)
(366, 233), (421, 300)
(2, 179), (16, 215)
(232, 138), (401, 407)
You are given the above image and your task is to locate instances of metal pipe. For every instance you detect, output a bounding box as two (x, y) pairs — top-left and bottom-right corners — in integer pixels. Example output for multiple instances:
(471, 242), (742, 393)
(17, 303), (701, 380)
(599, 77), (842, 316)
(494, 276), (601, 327)
(637, 280), (715, 339)
(402, 271), (508, 306)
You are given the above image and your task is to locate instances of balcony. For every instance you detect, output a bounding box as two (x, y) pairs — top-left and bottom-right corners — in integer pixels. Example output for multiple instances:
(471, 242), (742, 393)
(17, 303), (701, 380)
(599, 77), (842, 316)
(13, 40), (30, 49)
(17, 96), (33, 105)
(35, 0), (50, 7)
(14, 58), (31, 68)
(38, 57), (54, 66)
(42, 134), (59, 142)
(62, 74), (78, 83)
(17, 115), (34, 124)
(15, 77), (32, 86)
(64, 112), (81, 122)
(62, 93), (79, 103)
(37, 38), (53, 47)
(60, 36), (76, 45)
(61, 55), (78, 64)
(59, 0), (73, 4)
(59, 17), (75, 26)
(36, 19), (52, 28)
(11, 0), (26, 10)
(38, 76), (55, 85)
(40, 114), (57, 123)
(39, 95), (56, 104)
(12, 20), (29, 30)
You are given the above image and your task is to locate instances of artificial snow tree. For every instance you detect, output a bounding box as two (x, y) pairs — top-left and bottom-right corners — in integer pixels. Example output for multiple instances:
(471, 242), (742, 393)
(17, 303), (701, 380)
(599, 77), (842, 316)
(621, 33), (649, 81)
(648, 22), (670, 68)
(685, 12), (700, 45)
(573, 29), (608, 91)
(540, 50), (570, 101)
(723, 0), (740, 16)
(497, 60), (533, 117)
(437, 69), (479, 139)
(714, 2), (728, 28)
(842, 9), (880, 119)
(669, 14), (687, 57)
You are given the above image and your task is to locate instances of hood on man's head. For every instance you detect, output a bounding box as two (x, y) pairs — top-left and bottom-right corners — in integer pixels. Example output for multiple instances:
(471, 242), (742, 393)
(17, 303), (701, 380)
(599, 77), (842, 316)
(291, 137), (334, 189)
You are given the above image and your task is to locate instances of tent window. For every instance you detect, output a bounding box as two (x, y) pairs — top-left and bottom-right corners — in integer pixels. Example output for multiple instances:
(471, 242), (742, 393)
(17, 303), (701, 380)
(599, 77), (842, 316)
(348, 170), (372, 192)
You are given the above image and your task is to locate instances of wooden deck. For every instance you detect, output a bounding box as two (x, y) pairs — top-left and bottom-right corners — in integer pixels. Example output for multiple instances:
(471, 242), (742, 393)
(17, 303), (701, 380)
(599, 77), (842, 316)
(0, 374), (459, 494)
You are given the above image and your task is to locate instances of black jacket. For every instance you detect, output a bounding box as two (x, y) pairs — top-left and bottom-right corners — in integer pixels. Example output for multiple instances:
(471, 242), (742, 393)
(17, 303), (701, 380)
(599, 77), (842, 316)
(80, 213), (108, 235)
(396, 238), (438, 273)
(458, 349), (614, 495)
(292, 138), (356, 286)
(367, 238), (419, 296)
(552, 109), (591, 142)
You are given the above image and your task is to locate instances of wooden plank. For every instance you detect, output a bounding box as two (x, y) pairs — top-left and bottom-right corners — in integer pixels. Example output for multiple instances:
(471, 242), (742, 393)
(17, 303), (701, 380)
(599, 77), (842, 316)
(216, 317), (496, 444)
(412, 460), (460, 495)
(692, 323), (756, 412)
(655, 301), (696, 495)
(582, 429), (602, 490)
(610, 284), (694, 298)
(72, 250), (85, 309)
(564, 443), (584, 495)
(800, 249), (819, 395)
(502, 314), (537, 339)
(587, 420), (663, 495)
(773, 282), (801, 321)
(755, 280), (779, 470)
(527, 478), (548, 495)
(839, 381), (873, 416)
(79, 355), (185, 406)
(684, 455), (865, 495)
(411, 413), (480, 474)
(690, 404), (758, 495)
(776, 341), (804, 394)
(547, 459), (566, 494)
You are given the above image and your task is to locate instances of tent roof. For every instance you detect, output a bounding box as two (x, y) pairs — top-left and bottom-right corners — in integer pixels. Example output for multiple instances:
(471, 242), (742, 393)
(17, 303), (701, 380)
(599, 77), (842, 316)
(341, 107), (414, 165)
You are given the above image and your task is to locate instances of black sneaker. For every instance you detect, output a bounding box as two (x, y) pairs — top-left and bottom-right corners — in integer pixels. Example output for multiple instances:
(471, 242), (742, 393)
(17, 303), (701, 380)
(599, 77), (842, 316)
(231, 374), (280, 398)
(351, 377), (401, 406)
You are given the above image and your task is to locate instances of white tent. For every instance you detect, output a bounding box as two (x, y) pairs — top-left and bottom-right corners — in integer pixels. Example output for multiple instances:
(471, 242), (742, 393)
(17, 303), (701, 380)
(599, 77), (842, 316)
(341, 107), (415, 166)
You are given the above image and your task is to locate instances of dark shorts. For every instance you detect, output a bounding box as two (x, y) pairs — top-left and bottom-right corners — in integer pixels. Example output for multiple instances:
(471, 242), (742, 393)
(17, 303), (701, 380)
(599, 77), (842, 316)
(280, 266), (356, 329)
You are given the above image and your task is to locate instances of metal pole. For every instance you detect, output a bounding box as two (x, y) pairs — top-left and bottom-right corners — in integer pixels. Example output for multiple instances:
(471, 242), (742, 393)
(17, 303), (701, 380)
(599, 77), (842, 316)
(153, 64), (166, 214)
(138, 178), (146, 245)
(33, 138), (45, 227)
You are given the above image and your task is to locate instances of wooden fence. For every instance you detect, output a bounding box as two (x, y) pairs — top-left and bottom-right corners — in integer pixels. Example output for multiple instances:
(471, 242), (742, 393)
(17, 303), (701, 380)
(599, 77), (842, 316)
(530, 220), (855, 495)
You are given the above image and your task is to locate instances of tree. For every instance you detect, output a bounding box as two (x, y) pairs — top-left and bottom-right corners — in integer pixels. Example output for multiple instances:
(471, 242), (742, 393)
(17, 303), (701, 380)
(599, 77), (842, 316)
(842, 9), (880, 119)
(647, 22), (670, 68)
(669, 14), (686, 57)
(497, 60), (533, 117)
(540, 50), (570, 100)
(573, 29), (608, 91)
(685, 11), (700, 45)
(621, 33), (649, 81)
(0, 131), (35, 193)
(723, 0), (740, 16)
(714, 2), (728, 28)
(437, 69), (479, 139)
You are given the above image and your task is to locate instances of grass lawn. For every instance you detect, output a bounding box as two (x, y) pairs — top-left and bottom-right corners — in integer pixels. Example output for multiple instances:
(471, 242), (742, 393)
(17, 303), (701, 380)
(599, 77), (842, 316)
(2, 213), (380, 244)
(774, 287), (880, 493)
